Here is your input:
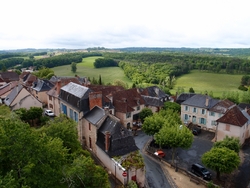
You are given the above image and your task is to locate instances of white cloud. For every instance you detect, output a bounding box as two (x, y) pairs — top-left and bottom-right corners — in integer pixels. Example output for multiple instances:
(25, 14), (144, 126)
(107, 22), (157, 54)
(1, 0), (250, 49)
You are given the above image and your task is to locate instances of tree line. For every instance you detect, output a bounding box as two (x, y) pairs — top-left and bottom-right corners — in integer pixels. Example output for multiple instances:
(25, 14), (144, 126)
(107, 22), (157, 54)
(93, 58), (118, 68)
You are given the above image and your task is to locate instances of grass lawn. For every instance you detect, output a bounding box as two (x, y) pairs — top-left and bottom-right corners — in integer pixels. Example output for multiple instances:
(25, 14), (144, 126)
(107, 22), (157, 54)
(171, 70), (244, 98)
(52, 56), (133, 86)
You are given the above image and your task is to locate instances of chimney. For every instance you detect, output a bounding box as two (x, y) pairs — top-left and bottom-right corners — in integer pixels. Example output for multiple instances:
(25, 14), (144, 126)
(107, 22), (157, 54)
(205, 96), (209, 107)
(56, 79), (61, 95)
(89, 91), (103, 110)
(105, 131), (111, 152)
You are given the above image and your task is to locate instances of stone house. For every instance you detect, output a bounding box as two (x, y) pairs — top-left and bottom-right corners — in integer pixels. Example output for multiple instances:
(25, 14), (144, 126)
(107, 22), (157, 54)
(83, 106), (145, 186)
(4, 84), (43, 110)
(216, 105), (250, 145)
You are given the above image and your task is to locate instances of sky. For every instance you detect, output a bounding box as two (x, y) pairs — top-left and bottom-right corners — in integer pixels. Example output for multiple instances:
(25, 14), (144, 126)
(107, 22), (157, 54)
(1, 0), (250, 50)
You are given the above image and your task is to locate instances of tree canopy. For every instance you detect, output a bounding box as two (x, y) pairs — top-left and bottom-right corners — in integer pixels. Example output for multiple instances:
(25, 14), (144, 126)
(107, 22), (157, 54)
(139, 107), (153, 123)
(214, 136), (240, 153)
(202, 147), (240, 180)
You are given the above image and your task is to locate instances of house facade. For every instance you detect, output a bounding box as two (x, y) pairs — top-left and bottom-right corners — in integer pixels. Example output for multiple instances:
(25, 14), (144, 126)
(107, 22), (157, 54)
(4, 84), (43, 110)
(83, 106), (145, 186)
(59, 82), (91, 141)
(181, 94), (219, 130)
(216, 106), (250, 145)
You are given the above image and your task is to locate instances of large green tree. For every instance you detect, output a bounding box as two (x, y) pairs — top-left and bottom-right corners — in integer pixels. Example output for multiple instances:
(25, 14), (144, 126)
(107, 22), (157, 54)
(33, 66), (54, 79)
(214, 136), (240, 153)
(71, 62), (77, 73)
(202, 147), (240, 180)
(163, 102), (181, 113)
(139, 107), (153, 123)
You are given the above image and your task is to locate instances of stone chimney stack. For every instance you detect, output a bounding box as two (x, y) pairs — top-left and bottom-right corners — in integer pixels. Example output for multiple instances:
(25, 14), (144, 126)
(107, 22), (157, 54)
(56, 80), (61, 95)
(89, 91), (103, 110)
(205, 96), (209, 107)
(105, 131), (111, 152)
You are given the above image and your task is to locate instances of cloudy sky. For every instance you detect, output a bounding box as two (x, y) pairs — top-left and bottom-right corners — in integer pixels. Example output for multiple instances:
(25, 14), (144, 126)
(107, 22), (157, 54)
(1, 0), (250, 50)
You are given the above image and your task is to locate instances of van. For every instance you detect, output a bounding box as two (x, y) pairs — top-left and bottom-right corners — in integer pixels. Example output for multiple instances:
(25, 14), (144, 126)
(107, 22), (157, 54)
(191, 163), (211, 180)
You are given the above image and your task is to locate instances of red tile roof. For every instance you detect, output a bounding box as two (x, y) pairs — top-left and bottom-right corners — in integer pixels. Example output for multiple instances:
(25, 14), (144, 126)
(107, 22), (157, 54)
(217, 106), (248, 127)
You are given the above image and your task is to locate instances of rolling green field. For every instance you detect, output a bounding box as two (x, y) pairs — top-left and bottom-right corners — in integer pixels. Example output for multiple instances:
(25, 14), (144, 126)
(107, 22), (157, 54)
(52, 56), (133, 86)
(171, 70), (243, 97)
(52, 57), (244, 98)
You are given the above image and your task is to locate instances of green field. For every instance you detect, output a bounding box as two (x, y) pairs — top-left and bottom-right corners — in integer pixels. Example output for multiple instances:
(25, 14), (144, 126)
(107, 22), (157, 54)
(52, 56), (133, 86)
(171, 70), (243, 97)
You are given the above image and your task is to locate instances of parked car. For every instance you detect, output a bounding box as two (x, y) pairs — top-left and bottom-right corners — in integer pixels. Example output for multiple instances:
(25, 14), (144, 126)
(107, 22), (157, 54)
(45, 109), (55, 117)
(154, 150), (165, 158)
(191, 163), (212, 180)
(192, 126), (201, 135)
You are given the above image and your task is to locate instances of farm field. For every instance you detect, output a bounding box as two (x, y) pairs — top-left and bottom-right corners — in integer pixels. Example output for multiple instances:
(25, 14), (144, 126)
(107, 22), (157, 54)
(171, 70), (244, 98)
(52, 56), (133, 86)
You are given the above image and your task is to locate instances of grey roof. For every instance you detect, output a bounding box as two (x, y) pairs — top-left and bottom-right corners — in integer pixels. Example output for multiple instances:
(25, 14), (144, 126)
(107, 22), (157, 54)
(96, 115), (138, 157)
(238, 103), (250, 110)
(84, 106), (106, 126)
(181, 94), (219, 109)
(142, 95), (164, 107)
(176, 93), (196, 104)
(4, 84), (23, 106)
(32, 79), (54, 92)
(60, 82), (89, 99)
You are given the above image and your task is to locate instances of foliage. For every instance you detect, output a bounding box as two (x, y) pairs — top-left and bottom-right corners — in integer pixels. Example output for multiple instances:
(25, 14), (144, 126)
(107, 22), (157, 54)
(0, 105), (12, 119)
(202, 147), (240, 180)
(122, 151), (144, 170)
(241, 75), (250, 86)
(98, 75), (102, 85)
(139, 108), (153, 123)
(213, 136), (240, 153)
(163, 102), (181, 113)
(32, 66), (54, 79)
(155, 122), (193, 163)
(62, 155), (109, 188)
(238, 85), (248, 91)
(113, 79), (128, 89)
(189, 87), (195, 93)
(127, 180), (138, 188)
(241, 90), (250, 103)
(142, 113), (166, 136)
(14, 107), (44, 126)
(71, 62), (77, 73)
(40, 114), (82, 154)
(94, 58), (118, 68)
(221, 91), (239, 104)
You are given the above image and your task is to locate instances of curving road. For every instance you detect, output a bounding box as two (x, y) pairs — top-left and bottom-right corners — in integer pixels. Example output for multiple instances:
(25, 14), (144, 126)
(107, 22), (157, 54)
(134, 130), (173, 188)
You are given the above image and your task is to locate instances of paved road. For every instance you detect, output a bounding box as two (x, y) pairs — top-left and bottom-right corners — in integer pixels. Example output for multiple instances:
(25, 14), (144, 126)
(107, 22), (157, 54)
(134, 130), (173, 188)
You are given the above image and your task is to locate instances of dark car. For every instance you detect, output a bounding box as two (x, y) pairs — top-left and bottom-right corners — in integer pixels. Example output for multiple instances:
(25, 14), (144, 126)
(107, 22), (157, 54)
(192, 126), (201, 135)
(191, 163), (212, 180)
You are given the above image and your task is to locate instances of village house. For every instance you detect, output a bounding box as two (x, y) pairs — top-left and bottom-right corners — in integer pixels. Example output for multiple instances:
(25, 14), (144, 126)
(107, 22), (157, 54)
(4, 84), (43, 110)
(83, 106), (145, 186)
(59, 82), (91, 141)
(30, 79), (54, 105)
(0, 81), (19, 103)
(216, 105), (250, 145)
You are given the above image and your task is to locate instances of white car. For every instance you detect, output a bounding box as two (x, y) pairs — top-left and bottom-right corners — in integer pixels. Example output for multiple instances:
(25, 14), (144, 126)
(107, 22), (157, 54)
(45, 110), (55, 117)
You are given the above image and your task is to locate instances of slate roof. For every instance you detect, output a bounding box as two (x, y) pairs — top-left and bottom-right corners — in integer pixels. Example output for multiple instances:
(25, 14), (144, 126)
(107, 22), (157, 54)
(59, 82), (91, 112)
(4, 84), (23, 106)
(176, 93), (196, 104)
(32, 79), (54, 92)
(142, 95), (164, 107)
(139, 86), (169, 100)
(216, 106), (248, 127)
(209, 99), (235, 114)
(49, 76), (89, 85)
(238, 103), (250, 110)
(181, 94), (219, 109)
(0, 72), (19, 82)
(84, 106), (106, 128)
(112, 88), (146, 113)
(96, 115), (138, 157)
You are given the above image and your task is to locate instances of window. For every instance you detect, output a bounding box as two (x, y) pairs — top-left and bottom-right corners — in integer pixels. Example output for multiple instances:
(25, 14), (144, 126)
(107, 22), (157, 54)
(73, 111), (78, 122)
(89, 123), (91, 131)
(192, 116), (196, 123)
(49, 96), (52, 101)
(70, 108), (73, 119)
(201, 109), (206, 115)
(184, 114), (189, 121)
(225, 124), (230, 131)
(89, 137), (92, 149)
(200, 118), (206, 125)
(211, 120), (217, 125)
(137, 106), (140, 111)
(126, 112), (131, 118)
(209, 111), (215, 116)
(185, 106), (189, 111)
(61, 103), (67, 115)
(193, 108), (197, 113)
